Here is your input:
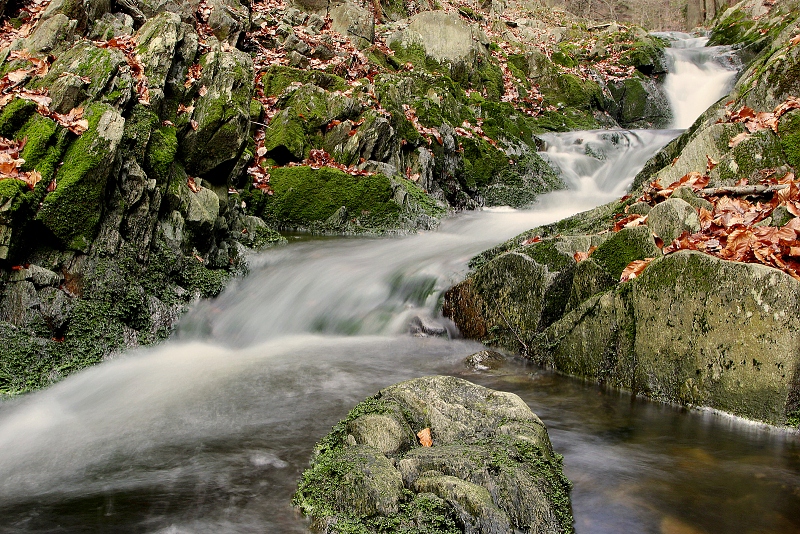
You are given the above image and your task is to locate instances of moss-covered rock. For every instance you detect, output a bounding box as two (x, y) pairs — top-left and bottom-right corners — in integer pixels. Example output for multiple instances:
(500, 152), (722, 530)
(590, 226), (661, 281)
(35, 103), (125, 251)
(181, 40), (253, 181)
(539, 250), (800, 425)
(248, 166), (400, 231)
(294, 376), (573, 533)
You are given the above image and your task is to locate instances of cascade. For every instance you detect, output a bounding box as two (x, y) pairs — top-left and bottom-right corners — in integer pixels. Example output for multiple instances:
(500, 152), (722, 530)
(0, 35), (797, 534)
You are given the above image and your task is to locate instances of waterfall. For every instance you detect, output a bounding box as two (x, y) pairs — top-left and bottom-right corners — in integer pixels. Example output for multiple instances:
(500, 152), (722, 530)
(1, 35), (793, 534)
(657, 31), (740, 129)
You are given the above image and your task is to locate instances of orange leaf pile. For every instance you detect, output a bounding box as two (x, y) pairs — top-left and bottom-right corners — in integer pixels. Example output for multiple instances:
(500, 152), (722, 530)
(721, 96), (800, 135)
(622, 168), (800, 281)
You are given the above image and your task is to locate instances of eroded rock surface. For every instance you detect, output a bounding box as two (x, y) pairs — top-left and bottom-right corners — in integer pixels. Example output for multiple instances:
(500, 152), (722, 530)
(294, 375), (573, 534)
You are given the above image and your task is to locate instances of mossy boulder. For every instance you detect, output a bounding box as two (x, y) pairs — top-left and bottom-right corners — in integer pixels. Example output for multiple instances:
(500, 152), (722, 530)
(443, 238), (590, 352)
(607, 74), (671, 129)
(262, 84), (360, 164)
(539, 250), (800, 425)
(399, 11), (488, 64)
(0, 179), (37, 261)
(247, 166), (400, 231)
(135, 11), (198, 110)
(181, 40), (253, 181)
(33, 41), (132, 111)
(294, 376), (574, 534)
(646, 198), (700, 243)
(35, 103), (126, 251)
(590, 226), (662, 281)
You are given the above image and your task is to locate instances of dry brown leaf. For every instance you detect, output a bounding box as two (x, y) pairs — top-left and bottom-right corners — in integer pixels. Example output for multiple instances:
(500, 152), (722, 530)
(620, 258), (654, 282)
(729, 132), (749, 148)
(187, 176), (201, 193)
(417, 428), (432, 447)
(706, 155), (718, 172)
(190, 119), (199, 131)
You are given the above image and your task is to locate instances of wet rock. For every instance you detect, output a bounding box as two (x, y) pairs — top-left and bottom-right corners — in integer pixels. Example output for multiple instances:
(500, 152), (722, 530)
(294, 376), (573, 533)
(465, 350), (506, 371)
(607, 74), (672, 129)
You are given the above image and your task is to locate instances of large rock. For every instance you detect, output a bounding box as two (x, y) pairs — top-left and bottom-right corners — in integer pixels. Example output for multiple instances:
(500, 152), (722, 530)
(294, 376), (574, 534)
(393, 11), (488, 64)
(35, 103), (126, 251)
(135, 12), (199, 111)
(181, 40), (253, 182)
(540, 251), (800, 424)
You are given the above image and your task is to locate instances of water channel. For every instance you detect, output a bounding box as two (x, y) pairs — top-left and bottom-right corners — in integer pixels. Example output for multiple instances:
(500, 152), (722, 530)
(0, 34), (798, 534)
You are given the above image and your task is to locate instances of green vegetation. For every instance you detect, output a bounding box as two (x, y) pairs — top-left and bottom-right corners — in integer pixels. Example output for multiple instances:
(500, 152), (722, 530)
(250, 166), (400, 229)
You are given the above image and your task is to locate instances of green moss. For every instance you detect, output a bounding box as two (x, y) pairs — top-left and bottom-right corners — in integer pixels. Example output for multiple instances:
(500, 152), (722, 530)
(591, 226), (661, 281)
(0, 98), (38, 138)
(251, 225), (287, 248)
(122, 104), (159, 163)
(779, 108), (800, 169)
(551, 50), (576, 68)
(708, 9), (757, 46)
(33, 42), (123, 103)
(145, 125), (178, 183)
(522, 240), (574, 272)
(527, 108), (600, 133)
(178, 259), (230, 299)
(17, 114), (68, 182)
(460, 136), (509, 190)
(35, 103), (118, 250)
(400, 178), (446, 218)
(256, 166), (400, 229)
(261, 65), (349, 97)
(0, 322), (62, 394)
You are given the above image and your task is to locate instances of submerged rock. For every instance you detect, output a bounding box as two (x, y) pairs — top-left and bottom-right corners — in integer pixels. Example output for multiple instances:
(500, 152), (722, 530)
(294, 375), (573, 534)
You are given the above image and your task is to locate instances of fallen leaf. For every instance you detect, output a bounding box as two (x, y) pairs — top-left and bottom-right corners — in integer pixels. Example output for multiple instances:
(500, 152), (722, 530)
(729, 132), (749, 148)
(417, 428), (432, 447)
(190, 119), (199, 131)
(706, 154), (718, 173)
(620, 258), (654, 282)
(187, 176), (201, 193)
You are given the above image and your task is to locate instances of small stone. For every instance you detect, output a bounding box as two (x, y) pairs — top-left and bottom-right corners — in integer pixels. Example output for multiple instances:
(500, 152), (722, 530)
(465, 350), (506, 371)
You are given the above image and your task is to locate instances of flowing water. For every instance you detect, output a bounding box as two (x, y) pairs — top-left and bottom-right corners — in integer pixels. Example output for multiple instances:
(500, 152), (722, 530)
(1, 36), (799, 534)
(657, 32), (740, 129)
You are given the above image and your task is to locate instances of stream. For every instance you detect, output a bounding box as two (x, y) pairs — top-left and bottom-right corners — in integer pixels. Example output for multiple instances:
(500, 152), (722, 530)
(1, 34), (799, 534)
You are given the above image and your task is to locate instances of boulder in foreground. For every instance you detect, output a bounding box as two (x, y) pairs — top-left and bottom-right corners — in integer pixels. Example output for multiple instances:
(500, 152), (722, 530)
(293, 375), (573, 534)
